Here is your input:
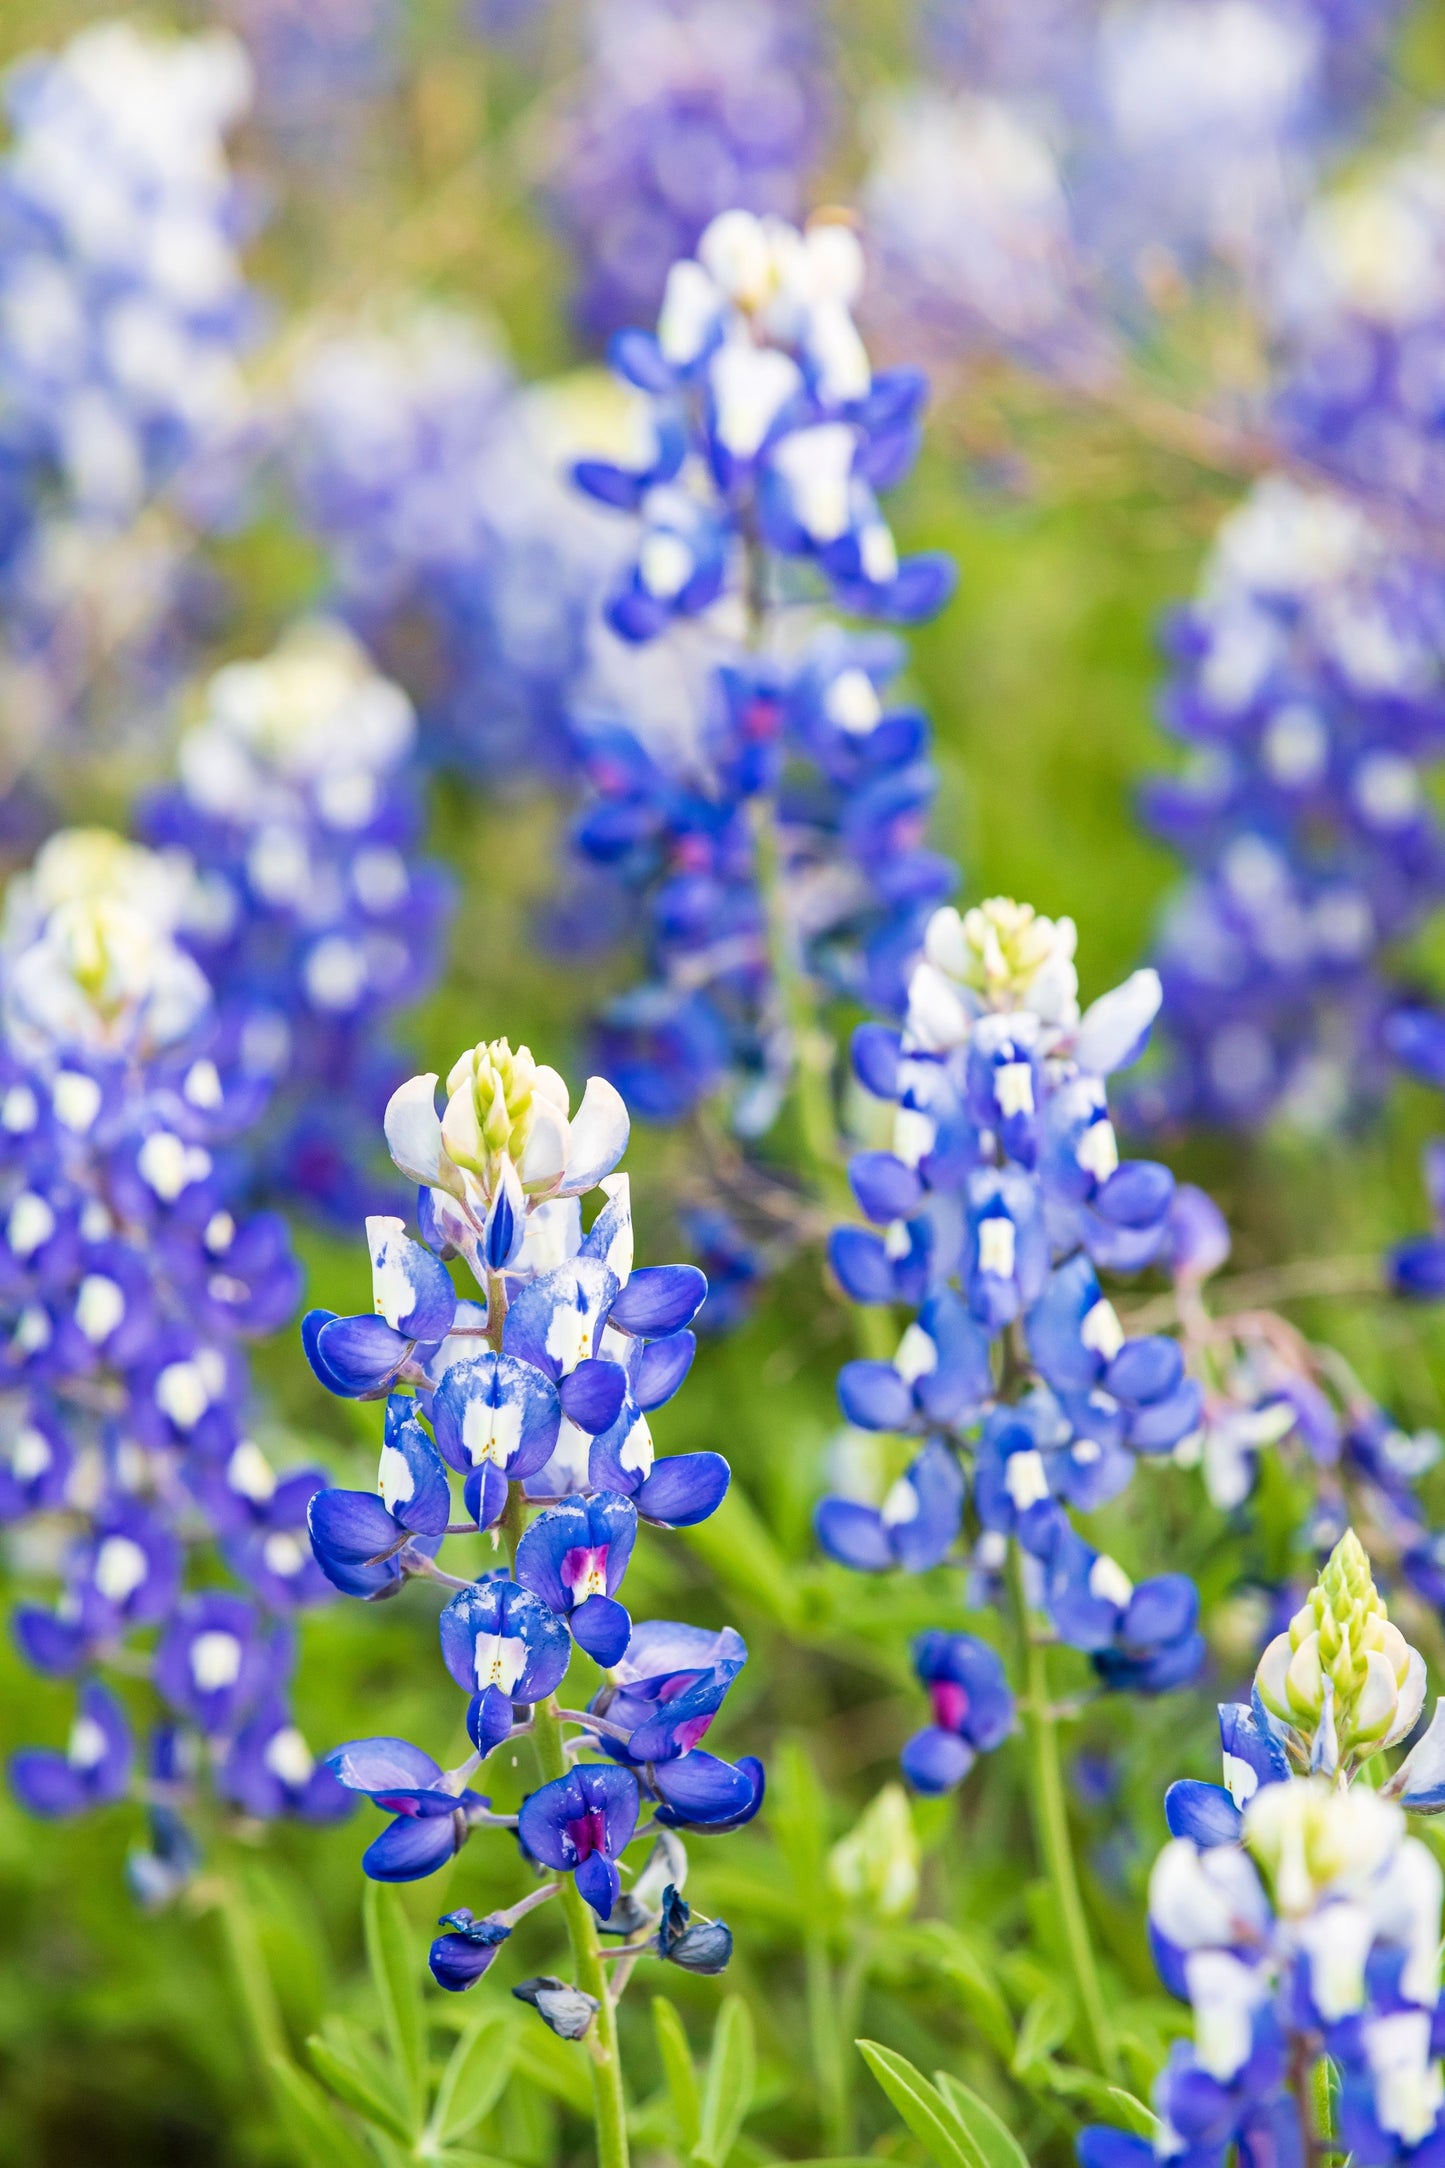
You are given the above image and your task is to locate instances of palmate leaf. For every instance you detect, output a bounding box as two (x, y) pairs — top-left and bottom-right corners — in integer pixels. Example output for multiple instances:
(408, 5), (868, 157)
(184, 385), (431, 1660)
(694, 1995), (756, 2168)
(363, 1881), (427, 2134)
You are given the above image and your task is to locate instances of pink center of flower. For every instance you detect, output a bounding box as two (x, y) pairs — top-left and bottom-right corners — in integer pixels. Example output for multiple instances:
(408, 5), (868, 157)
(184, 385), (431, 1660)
(565, 1807), (609, 1862)
(560, 1544), (609, 1602)
(930, 1681), (969, 1732)
(671, 1714), (713, 1753)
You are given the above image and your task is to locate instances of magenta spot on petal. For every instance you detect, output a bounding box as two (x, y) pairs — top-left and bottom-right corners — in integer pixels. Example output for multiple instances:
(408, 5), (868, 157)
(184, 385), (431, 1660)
(930, 1681), (969, 1732)
(672, 1714), (713, 1753)
(375, 1792), (423, 1816)
(656, 1670), (704, 1705)
(564, 1807), (609, 1861)
(560, 1543), (609, 1597)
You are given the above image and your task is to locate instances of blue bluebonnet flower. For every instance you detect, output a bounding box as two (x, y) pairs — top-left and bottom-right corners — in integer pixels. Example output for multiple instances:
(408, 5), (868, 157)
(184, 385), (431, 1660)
(541, 0), (831, 347)
(901, 1630), (1014, 1794)
(287, 312), (632, 782)
(211, 0), (399, 161)
(140, 620), (453, 1223)
(569, 623), (955, 1136)
(1273, 122), (1445, 520)
(0, 829), (341, 1883)
(1135, 476), (1445, 1133)
(301, 1035), (757, 2017)
(817, 896), (1213, 1790)
(0, 23), (258, 765)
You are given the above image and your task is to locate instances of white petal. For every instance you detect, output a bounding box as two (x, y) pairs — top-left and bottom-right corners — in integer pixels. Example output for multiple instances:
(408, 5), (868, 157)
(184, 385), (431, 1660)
(904, 960), (971, 1052)
(533, 1065), (571, 1115)
(1384, 1648), (1428, 1749)
(558, 1076), (630, 1195)
(1075, 969), (1163, 1075)
(384, 1073), (445, 1186)
(1386, 1696), (1445, 1805)
(518, 1096), (570, 1192)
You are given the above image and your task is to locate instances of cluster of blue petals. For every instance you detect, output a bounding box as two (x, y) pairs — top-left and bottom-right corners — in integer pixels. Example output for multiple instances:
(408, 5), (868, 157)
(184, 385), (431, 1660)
(301, 1049), (760, 1999)
(1, 835), (345, 1896)
(816, 902), (1208, 1787)
(138, 622), (454, 1224)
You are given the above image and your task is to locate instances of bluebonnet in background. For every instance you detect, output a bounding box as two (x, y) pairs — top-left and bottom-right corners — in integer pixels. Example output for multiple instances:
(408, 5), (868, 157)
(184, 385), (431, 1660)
(286, 310), (637, 784)
(1133, 475), (1445, 1134)
(0, 22), (259, 774)
(554, 207), (955, 1314)
(0, 826), (345, 1898)
(301, 1032), (758, 2012)
(542, 0), (831, 348)
(816, 895), (1208, 1786)
(209, 0), (400, 164)
(139, 619), (453, 1224)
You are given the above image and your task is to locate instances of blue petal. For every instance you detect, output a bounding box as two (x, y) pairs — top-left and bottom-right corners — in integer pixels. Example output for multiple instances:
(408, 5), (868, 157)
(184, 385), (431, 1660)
(1164, 1779), (1243, 1847)
(633, 1332), (696, 1410)
(1077, 2130), (1156, 2168)
(572, 1595), (632, 1667)
(574, 1851), (620, 1921)
(326, 1736), (443, 1794)
(1105, 1335), (1183, 1406)
(634, 1453), (730, 1527)
(649, 1750), (756, 1825)
(607, 1266), (707, 1337)
(463, 1460), (508, 1531)
(468, 1685), (515, 1757)
(837, 1359), (912, 1431)
(900, 1726), (974, 1793)
(363, 1813), (461, 1882)
(432, 1353), (560, 1480)
(316, 1314), (413, 1396)
(851, 1023), (902, 1099)
(849, 1151), (923, 1224)
(301, 1307), (351, 1394)
(827, 1226), (899, 1304)
(815, 1498), (893, 1572)
(558, 1358), (628, 1435)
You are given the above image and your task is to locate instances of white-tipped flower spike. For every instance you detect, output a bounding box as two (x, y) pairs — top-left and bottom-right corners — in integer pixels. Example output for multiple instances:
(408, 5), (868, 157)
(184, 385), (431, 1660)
(383, 1043), (630, 1295)
(1255, 1530), (1426, 1775)
(1, 828), (210, 1061)
(906, 898), (1081, 1053)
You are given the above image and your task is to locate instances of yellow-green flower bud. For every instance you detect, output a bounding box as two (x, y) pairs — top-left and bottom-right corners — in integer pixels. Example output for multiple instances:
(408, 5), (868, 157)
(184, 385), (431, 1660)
(826, 1782), (919, 1923)
(1255, 1530), (1424, 1771)
(923, 898), (1079, 1025)
(441, 1037), (538, 1176)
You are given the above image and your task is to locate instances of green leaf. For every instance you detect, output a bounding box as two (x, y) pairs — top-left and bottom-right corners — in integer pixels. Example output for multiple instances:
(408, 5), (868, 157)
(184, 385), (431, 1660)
(267, 2054), (376, 2168)
(512, 2031), (595, 2114)
(652, 1995), (702, 2152)
(431, 2009), (515, 2144)
(1010, 1989), (1074, 2078)
(856, 2040), (972, 2168)
(1106, 2087), (1160, 2138)
(681, 1483), (803, 1628)
(693, 1995), (756, 2168)
(934, 2072), (1031, 2168)
(769, 1739), (831, 1907)
(306, 2030), (412, 2141)
(363, 1880), (427, 2132)
(908, 1923), (1016, 2060)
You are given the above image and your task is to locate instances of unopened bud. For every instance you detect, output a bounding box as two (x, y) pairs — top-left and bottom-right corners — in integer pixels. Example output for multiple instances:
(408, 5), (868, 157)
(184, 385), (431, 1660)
(827, 1781), (919, 1921)
(1255, 1530), (1425, 1772)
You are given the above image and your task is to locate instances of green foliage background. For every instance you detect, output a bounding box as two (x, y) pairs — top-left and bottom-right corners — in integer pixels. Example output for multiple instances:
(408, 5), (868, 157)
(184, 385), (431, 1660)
(4, 3), (1445, 2162)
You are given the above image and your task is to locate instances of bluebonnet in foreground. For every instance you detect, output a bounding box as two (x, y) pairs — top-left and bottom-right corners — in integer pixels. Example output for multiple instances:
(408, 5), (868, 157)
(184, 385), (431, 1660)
(287, 310), (632, 783)
(139, 620), (452, 1223)
(816, 894), (1207, 1790)
(302, 1034), (759, 2024)
(0, 829), (344, 1895)
(1083, 1533), (1445, 2168)
(561, 206), (955, 1303)
(542, 0), (831, 347)
(0, 22), (258, 767)
(1135, 474), (1445, 1134)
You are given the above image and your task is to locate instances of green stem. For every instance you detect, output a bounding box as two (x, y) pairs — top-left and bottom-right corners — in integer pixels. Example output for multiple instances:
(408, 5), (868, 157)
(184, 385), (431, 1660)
(1006, 1543), (1119, 2082)
(532, 1695), (631, 2168)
